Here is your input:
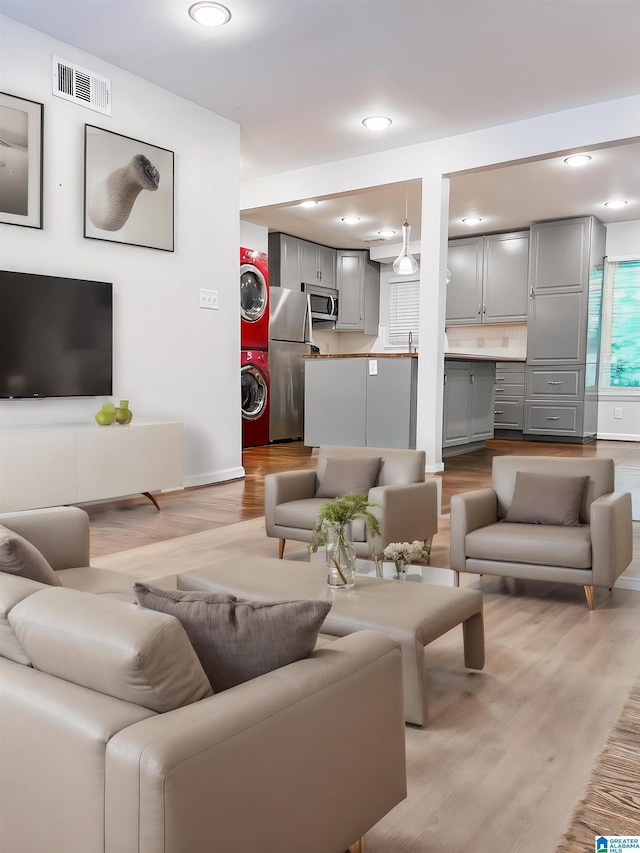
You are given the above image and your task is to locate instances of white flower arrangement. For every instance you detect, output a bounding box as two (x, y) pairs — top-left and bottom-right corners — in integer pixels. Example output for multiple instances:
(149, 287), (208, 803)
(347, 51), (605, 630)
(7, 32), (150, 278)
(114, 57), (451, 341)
(383, 540), (430, 562)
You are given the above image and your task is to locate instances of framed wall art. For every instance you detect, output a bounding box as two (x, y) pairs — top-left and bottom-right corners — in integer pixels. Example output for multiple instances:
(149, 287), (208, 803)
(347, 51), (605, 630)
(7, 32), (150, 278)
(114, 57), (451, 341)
(0, 92), (44, 229)
(84, 124), (174, 251)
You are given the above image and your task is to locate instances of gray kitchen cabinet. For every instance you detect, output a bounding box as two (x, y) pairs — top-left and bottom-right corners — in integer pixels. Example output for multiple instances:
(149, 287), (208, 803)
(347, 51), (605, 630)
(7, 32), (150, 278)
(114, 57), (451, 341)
(524, 216), (605, 441)
(336, 250), (380, 334)
(268, 232), (302, 289)
(446, 231), (529, 325)
(268, 233), (336, 289)
(300, 239), (336, 286)
(493, 362), (525, 433)
(304, 356), (417, 449)
(443, 360), (496, 452)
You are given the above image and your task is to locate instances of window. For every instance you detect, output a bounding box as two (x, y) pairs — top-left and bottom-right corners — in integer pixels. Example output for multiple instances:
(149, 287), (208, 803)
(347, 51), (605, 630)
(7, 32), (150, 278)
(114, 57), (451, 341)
(600, 259), (640, 388)
(388, 277), (420, 346)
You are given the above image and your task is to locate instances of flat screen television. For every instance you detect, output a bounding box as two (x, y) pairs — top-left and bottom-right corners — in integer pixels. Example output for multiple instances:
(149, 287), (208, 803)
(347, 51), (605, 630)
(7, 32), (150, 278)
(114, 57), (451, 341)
(0, 270), (113, 399)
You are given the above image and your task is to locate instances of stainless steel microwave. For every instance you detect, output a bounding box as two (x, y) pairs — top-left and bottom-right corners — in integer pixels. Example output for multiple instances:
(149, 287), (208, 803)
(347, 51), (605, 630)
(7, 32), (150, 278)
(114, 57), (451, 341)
(302, 282), (338, 328)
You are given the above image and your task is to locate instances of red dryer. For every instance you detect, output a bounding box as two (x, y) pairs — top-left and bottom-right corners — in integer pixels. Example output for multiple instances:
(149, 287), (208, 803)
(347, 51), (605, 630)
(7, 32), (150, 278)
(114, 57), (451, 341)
(241, 349), (270, 448)
(240, 247), (269, 350)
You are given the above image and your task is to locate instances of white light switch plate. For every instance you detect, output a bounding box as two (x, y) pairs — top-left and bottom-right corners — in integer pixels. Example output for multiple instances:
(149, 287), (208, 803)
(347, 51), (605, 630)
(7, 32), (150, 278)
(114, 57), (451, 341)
(369, 359), (378, 375)
(199, 289), (219, 310)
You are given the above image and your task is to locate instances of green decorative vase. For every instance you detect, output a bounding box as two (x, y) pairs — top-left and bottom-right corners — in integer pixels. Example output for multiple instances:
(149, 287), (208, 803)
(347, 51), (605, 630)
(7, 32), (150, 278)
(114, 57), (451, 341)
(115, 400), (133, 425)
(94, 402), (116, 426)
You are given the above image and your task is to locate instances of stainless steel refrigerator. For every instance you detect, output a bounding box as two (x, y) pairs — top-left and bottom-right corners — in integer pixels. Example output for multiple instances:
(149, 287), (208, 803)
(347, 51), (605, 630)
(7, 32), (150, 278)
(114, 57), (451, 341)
(268, 288), (313, 441)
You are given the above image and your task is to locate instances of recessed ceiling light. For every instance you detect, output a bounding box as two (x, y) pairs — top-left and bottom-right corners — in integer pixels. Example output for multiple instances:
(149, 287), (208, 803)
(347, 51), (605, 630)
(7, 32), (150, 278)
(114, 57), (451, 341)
(341, 216), (361, 224)
(377, 229), (397, 238)
(604, 199), (628, 209)
(188, 2), (231, 27)
(362, 116), (392, 131)
(564, 154), (592, 167)
(299, 200), (317, 208)
(462, 217), (482, 225)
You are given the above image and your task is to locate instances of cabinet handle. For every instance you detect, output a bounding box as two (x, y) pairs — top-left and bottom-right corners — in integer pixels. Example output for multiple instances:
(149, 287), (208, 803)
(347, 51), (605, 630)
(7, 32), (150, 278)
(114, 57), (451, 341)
(482, 303), (486, 314)
(547, 381), (562, 385)
(470, 374), (474, 384)
(496, 377), (505, 381)
(495, 388), (505, 392)
(477, 304), (481, 315)
(529, 287), (534, 300)
(545, 416), (560, 421)
(360, 312), (363, 320)
(494, 410), (504, 415)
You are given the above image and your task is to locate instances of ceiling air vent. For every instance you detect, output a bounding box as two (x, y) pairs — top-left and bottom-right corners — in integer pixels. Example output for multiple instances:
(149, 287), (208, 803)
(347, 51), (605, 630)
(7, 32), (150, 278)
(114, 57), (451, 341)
(52, 55), (111, 116)
(363, 237), (387, 243)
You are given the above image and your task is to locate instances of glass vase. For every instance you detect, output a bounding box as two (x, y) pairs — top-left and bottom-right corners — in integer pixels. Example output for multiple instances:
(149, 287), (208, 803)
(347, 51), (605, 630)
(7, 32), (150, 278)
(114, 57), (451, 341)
(394, 558), (409, 581)
(325, 522), (356, 590)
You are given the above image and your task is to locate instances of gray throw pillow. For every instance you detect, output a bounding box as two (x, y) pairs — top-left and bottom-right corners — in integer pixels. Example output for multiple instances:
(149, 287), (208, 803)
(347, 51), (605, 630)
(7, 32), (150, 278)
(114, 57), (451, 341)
(315, 456), (381, 499)
(0, 524), (62, 585)
(504, 472), (589, 527)
(132, 582), (331, 692)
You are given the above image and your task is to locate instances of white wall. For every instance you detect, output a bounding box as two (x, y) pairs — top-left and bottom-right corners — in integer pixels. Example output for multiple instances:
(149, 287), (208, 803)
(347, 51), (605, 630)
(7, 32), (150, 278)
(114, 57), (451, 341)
(0, 17), (244, 486)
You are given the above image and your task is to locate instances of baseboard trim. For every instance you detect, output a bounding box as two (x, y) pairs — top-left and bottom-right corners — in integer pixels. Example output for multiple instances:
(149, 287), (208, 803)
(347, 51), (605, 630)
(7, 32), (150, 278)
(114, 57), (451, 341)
(184, 467), (245, 488)
(615, 577), (640, 592)
(596, 433), (640, 442)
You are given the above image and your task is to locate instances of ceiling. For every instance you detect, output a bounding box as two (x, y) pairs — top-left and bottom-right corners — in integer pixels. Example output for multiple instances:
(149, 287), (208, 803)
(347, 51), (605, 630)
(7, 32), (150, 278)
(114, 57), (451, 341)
(3, 0), (639, 249)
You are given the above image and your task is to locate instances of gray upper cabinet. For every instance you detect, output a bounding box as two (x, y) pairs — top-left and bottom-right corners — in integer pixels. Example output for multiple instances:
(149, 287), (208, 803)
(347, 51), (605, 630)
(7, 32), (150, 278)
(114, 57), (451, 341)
(336, 250), (380, 334)
(446, 237), (483, 324)
(268, 233), (336, 289)
(526, 217), (605, 366)
(447, 231), (529, 325)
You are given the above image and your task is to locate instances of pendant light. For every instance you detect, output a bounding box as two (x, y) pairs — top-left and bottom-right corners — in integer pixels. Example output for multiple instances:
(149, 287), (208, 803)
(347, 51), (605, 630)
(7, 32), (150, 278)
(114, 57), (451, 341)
(392, 194), (419, 276)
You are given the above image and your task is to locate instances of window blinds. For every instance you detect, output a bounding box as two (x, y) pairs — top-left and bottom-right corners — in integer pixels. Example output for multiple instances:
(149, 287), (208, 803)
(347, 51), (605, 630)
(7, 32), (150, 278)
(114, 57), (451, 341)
(388, 278), (420, 345)
(600, 259), (640, 387)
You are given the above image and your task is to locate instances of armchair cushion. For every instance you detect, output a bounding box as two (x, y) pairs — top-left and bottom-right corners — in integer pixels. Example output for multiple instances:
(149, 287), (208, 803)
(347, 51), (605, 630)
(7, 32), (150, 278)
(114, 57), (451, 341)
(504, 472), (588, 527)
(466, 522), (592, 569)
(133, 583), (332, 692)
(0, 524), (62, 586)
(314, 456), (381, 498)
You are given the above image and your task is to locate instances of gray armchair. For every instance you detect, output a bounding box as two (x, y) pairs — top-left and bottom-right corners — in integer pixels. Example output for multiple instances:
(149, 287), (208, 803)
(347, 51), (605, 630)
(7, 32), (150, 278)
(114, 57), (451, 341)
(450, 456), (633, 609)
(265, 446), (439, 560)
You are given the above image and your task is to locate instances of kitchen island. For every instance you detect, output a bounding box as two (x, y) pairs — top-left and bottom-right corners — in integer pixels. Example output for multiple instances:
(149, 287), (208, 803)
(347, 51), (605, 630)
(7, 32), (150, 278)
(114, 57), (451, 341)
(303, 352), (524, 451)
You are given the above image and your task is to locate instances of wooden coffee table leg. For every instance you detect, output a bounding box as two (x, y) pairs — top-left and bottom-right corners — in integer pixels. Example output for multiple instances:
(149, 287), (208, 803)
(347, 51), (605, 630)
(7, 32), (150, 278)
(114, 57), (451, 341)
(462, 610), (485, 670)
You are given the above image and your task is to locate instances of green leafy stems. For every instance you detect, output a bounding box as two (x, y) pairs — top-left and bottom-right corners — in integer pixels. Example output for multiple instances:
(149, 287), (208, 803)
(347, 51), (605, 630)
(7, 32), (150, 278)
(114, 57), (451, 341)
(309, 492), (382, 585)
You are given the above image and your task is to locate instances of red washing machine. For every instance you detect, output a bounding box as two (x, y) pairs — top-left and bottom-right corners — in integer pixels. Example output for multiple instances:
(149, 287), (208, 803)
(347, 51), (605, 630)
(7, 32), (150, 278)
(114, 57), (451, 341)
(241, 349), (270, 448)
(240, 247), (269, 350)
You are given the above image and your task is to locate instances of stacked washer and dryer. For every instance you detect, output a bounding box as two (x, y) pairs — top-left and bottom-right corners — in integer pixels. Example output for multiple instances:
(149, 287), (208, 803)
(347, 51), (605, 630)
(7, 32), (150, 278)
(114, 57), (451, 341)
(240, 247), (270, 448)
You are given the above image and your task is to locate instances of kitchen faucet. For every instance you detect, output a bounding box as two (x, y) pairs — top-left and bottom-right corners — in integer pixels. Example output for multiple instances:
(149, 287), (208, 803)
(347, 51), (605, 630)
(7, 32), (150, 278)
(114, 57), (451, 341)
(408, 330), (413, 353)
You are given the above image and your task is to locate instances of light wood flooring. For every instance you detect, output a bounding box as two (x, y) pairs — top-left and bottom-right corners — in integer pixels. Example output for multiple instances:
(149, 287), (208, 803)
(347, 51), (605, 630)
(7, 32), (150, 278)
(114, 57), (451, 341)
(85, 438), (640, 852)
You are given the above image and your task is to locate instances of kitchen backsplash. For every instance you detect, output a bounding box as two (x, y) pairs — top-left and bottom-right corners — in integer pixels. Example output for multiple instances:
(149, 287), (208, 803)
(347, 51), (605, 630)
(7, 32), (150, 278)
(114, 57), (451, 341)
(445, 322), (527, 359)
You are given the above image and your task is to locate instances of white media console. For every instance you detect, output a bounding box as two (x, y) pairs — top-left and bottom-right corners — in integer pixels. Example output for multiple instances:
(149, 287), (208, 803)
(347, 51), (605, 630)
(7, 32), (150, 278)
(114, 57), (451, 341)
(0, 422), (184, 513)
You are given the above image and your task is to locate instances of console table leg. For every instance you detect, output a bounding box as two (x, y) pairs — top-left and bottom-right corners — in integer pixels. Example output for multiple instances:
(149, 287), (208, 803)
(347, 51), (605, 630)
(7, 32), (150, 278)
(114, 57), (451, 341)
(347, 838), (365, 853)
(142, 491), (161, 511)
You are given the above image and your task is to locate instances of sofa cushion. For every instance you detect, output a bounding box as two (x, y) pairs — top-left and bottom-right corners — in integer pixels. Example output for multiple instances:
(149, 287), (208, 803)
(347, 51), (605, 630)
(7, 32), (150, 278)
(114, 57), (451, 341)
(8, 586), (213, 712)
(55, 565), (137, 598)
(465, 522), (592, 569)
(315, 456), (381, 499)
(504, 472), (588, 527)
(0, 524), (62, 586)
(133, 582), (332, 692)
(0, 573), (47, 664)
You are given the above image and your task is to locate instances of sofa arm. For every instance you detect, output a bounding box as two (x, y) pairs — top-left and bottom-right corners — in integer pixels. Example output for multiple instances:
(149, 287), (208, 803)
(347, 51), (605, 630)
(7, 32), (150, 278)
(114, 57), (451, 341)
(105, 631), (407, 853)
(450, 489), (498, 572)
(590, 491), (633, 588)
(0, 506), (91, 571)
(368, 479), (438, 549)
(264, 469), (317, 536)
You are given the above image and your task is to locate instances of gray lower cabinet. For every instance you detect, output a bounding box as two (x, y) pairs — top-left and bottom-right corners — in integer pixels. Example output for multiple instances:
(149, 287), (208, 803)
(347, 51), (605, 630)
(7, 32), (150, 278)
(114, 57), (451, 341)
(443, 360), (496, 451)
(336, 251), (380, 334)
(493, 362), (525, 433)
(446, 231), (529, 325)
(304, 357), (417, 449)
(524, 216), (605, 441)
